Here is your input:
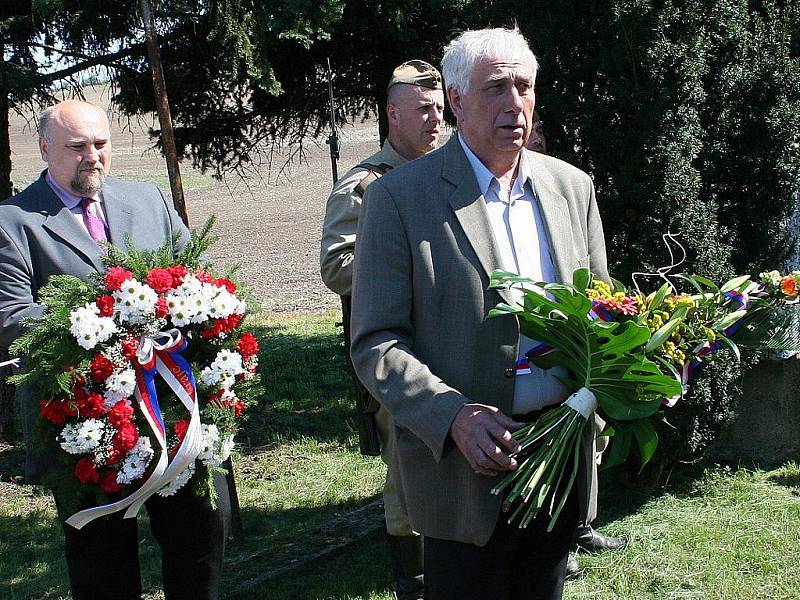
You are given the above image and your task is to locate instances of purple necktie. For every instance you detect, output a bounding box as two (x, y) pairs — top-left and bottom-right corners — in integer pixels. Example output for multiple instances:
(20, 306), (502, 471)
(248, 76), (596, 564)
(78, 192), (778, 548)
(79, 197), (108, 244)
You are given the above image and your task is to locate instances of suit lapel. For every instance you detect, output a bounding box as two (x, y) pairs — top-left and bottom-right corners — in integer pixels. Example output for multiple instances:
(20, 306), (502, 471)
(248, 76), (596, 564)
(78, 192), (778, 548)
(37, 176), (105, 273)
(443, 138), (516, 306)
(528, 152), (576, 283)
(101, 180), (134, 249)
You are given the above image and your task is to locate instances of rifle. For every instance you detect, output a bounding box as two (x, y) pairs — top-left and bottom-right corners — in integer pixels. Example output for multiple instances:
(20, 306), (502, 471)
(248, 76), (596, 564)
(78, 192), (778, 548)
(325, 58), (340, 184)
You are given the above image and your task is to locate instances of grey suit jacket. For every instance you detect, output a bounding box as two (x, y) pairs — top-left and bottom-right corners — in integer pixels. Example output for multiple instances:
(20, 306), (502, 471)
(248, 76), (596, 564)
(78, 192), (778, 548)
(0, 172), (190, 484)
(350, 136), (609, 546)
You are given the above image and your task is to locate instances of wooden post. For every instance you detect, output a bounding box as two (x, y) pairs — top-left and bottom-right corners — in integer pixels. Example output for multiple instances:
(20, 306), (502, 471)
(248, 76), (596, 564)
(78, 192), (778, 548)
(140, 0), (243, 539)
(0, 92), (12, 200)
(140, 0), (188, 225)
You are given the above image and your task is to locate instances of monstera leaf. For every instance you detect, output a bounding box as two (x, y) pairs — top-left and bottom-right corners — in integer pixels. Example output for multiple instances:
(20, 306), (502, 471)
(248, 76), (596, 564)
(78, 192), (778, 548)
(488, 269), (681, 422)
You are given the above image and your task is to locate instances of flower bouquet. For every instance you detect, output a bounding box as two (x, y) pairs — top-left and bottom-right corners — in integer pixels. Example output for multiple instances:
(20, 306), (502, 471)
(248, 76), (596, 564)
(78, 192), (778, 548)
(487, 266), (799, 530)
(9, 218), (262, 529)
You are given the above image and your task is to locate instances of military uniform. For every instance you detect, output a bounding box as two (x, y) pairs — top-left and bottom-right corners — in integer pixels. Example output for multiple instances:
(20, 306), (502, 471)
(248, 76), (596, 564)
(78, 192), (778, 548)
(321, 139), (413, 533)
(320, 59), (443, 600)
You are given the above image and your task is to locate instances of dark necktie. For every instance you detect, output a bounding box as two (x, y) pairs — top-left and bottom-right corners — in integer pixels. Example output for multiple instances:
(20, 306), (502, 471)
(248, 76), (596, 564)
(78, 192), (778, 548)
(79, 197), (108, 244)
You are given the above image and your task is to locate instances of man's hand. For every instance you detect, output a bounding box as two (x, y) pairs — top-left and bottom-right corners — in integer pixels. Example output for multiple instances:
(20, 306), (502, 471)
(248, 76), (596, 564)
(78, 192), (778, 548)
(450, 404), (523, 476)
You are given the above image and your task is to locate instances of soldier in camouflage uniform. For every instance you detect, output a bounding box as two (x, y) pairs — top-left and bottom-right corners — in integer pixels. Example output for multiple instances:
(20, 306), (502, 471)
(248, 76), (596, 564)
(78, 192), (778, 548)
(320, 60), (444, 600)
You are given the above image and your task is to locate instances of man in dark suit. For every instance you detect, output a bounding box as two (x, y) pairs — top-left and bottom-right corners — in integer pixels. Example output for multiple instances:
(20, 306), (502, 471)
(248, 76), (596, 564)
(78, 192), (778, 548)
(350, 28), (609, 600)
(0, 100), (226, 600)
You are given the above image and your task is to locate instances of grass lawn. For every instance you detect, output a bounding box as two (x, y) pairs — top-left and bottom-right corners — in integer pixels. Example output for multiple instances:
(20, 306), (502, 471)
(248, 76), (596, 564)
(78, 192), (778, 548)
(1, 311), (799, 599)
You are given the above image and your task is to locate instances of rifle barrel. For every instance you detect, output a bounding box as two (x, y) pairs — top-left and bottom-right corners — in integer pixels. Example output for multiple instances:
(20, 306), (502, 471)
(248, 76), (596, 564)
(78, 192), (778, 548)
(326, 58), (340, 183)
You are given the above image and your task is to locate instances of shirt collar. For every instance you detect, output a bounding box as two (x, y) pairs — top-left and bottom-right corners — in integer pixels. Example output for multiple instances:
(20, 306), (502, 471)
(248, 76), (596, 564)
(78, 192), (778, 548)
(45, 170), (99, 210)
(458, 133), (495, 197)
(380, 139), (407, 166)
(458, 132), (535, 199)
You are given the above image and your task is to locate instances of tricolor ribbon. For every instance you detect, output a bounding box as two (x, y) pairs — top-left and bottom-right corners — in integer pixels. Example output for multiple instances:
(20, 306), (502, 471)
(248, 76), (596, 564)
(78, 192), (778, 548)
(663, 285), (756, 407)
(515, 301), (609, 374)
(66, 329), (202, 529)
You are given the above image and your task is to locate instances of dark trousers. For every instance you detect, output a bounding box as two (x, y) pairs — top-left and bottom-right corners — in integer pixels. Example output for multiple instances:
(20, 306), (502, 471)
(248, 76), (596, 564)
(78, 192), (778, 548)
(424, 476), (578, 600)
(55, 475), (228, 600)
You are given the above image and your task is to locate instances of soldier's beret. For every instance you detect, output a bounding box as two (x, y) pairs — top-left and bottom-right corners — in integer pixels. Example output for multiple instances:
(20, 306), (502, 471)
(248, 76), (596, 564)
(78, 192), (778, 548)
(387, 60), (443, 91)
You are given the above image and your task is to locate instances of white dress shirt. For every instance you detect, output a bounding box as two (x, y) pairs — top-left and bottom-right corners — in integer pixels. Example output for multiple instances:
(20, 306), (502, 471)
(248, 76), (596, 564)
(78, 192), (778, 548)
(458, 134), (571, 413)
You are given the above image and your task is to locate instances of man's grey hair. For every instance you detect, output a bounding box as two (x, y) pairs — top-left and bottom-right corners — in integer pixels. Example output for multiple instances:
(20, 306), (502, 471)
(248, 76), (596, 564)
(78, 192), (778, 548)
(441, 28), (538, 96)
(38, 106), (57, 143)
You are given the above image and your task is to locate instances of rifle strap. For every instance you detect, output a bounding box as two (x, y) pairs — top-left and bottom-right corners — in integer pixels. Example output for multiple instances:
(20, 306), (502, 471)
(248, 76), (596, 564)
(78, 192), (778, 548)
(354, 161), (393, 197)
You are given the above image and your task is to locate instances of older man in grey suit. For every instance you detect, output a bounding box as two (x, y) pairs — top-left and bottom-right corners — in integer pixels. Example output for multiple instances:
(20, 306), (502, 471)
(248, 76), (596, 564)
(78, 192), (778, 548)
(0, 100), (226, 600)
(350, 28), (609, 600)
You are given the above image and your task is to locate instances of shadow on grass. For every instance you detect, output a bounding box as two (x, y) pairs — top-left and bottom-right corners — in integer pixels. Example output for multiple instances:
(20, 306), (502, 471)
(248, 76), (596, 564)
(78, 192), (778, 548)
(0, 509), (67, 599)
(222, 493), (389, 599)
(0, 444), (24, 481)
(244, 322), (356, 449)
(592, 462), (729, 530)
(227, 529), (392, 600)
(766, 463), (800, 489)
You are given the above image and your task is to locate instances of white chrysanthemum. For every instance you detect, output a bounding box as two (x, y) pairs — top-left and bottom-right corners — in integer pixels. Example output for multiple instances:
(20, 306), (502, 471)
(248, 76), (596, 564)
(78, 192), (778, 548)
(59, 419), (105, 454)
(198, 366), (221, 387)
(209, 289), (238, 319)
(116, 437), (154, 484)
(69, 303), (117, 350)
(197, 423), (221, 464)
(106, 368), (136, 395)
(102, 368), (136, 408)
(197, 423), (234, 467)
(165, 294), (192, 326)
(212, 349), (244, 374)
(165, 277), (215, 326)
(113, 279), (158, 324)
(218, 433), (235, 464)
(180, 274), (203, 293)
(157, 462), (195, 497)
(199, 349), (245, 389)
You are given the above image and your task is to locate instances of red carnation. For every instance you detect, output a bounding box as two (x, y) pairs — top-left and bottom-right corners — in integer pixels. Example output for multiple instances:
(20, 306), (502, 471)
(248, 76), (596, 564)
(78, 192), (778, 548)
(215, 278), (237, 293)
(113, 423), (139, 453)
(145, 268), (175, 293)
(96, 295), (115, 317)
(75, 457), (100, 484)
(237, 333), (259, 358)
(215, 313), (243, 335)
(71, 373), (87, 392)
(200, 324), (221, 339)
(121, 337), (139, 362)
(108, 401), (135, 430)
(167, 265), (187, 285)
(90, 354), (115, 382)
(100, 470), (124, 494)
(174, 419), (190, 442)
(40, 398), (71, 425)
(106, 446), (125, 465)
(77, 392), (107, 419)
(104, 266), (133, 291)
(195, 270), (215, 284)
(155, 297), (170, 319)
(230, 399), (245, 418)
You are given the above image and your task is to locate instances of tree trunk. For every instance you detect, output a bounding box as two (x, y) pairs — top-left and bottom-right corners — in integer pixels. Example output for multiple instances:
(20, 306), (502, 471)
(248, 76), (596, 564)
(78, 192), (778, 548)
(0, 92), (13, 200)
(140, 0), (188, 227)
(0, 83), (14, 439)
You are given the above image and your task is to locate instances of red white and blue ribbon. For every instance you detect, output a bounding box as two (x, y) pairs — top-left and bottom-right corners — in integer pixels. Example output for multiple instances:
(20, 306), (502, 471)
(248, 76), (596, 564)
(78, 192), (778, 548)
(516, 301), (610, 374)
(663, 285), (756, 407)
(66, 329), (202, 529)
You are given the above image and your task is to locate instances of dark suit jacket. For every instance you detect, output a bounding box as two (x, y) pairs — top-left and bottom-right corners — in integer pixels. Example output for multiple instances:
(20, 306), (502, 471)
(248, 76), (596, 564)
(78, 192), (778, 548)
(350, 136), (609, 546)
(0, 172), (190, 484)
